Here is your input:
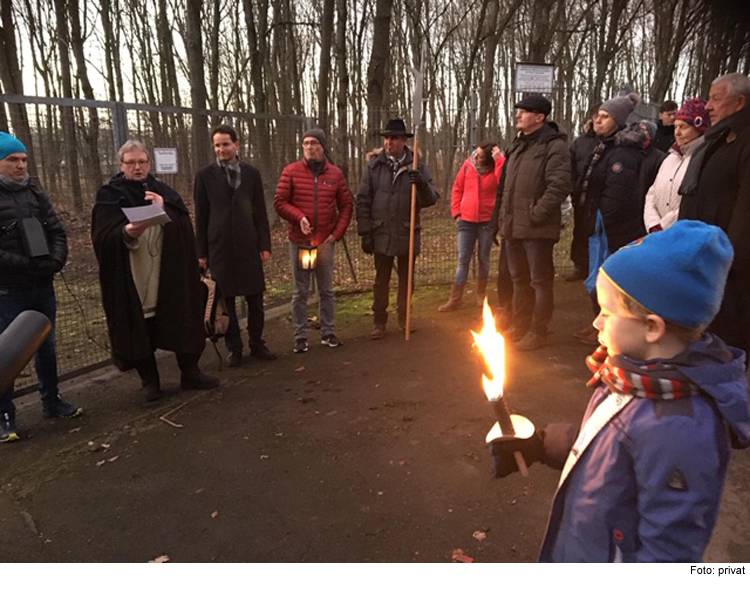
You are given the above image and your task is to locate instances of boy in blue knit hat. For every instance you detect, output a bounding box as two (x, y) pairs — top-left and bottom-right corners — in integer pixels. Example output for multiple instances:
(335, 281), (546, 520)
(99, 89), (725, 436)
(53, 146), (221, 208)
(491, 220), (750, 562)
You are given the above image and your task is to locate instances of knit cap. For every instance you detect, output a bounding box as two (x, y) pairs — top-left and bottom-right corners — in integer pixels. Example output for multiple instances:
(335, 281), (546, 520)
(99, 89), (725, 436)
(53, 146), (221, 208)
(675, 97), (711, 132)
(600, 220), (733, 329)
(600, 93), (640, 128)
(302, 128), (328, 155)
(0, 132), (27, 161)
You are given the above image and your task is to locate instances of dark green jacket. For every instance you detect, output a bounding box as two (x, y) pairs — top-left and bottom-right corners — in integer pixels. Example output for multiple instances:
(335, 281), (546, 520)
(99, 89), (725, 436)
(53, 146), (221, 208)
(492, 122), (571, 241)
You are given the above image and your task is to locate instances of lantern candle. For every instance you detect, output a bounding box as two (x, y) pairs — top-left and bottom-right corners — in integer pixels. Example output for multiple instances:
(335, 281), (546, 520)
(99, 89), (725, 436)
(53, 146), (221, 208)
(298, 243), (318, 270)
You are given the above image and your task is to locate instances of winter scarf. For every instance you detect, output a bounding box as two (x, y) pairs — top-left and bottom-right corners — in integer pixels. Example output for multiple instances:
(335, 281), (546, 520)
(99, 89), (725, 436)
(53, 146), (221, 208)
(586, 344), (701, 400)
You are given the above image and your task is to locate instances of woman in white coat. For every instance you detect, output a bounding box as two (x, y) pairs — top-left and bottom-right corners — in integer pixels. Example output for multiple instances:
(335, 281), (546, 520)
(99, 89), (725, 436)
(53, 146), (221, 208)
(643, 98), (711, 233)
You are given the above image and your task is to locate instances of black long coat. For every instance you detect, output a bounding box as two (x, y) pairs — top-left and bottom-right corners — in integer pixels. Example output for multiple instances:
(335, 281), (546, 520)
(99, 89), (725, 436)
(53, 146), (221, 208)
(194, 162), (271, 297)
(679, 106), (750, 355)
(92, 173), (205, 370)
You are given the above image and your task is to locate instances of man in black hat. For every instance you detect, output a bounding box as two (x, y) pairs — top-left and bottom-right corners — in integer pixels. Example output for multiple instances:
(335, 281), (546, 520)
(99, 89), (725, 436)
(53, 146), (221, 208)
(491, 96), (571, 350)
(356, 119), (439, 339)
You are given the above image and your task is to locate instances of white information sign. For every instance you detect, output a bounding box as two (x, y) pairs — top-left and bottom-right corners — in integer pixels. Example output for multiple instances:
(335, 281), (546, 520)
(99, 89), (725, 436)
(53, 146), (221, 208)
(154, 148), (178, 174)
(515, 63), (555, 93)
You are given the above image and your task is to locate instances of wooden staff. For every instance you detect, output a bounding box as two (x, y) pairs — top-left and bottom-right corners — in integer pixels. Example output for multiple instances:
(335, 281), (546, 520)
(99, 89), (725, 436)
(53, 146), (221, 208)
(405, 140), (419, 340)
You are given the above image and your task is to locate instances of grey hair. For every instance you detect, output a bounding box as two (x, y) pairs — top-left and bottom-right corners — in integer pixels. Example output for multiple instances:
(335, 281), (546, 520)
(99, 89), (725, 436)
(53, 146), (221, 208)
(712, 73), (750, 100)
(116, 139), (151, 163)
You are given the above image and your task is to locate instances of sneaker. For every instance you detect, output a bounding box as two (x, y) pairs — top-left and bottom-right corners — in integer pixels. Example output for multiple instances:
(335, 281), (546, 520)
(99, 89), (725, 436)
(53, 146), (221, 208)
(227, 350), (243, 367)
(370, 324), (386, 340)
(180, 372), (220, 391)
(251, 344), (277, 360)
(1, 413), (19, 443)
(42, 395), (83, 419)
(514, 331), (546, 351)
(321, 334), (343, 348)
(294, 338), (309, 353)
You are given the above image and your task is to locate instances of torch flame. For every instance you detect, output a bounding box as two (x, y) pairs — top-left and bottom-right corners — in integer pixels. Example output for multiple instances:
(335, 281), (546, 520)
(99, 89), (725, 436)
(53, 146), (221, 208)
(470, 299), (505, 402)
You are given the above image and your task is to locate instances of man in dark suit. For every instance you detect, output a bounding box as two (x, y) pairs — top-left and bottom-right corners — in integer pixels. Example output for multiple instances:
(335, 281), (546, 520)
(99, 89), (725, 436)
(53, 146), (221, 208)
(194, 125), (276, 367)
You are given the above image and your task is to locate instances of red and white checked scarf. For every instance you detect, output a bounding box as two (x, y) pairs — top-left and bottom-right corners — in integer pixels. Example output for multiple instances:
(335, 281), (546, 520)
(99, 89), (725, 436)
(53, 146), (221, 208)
(586, 345), (700, 400)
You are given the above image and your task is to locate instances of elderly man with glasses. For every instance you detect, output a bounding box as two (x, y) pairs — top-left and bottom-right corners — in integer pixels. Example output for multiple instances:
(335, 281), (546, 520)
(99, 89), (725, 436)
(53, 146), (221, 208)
(92, 139), (218, 401)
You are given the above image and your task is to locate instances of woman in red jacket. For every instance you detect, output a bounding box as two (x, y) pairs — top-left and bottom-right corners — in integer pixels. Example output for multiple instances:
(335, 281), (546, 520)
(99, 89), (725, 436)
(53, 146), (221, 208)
(439, 142), (505, 311)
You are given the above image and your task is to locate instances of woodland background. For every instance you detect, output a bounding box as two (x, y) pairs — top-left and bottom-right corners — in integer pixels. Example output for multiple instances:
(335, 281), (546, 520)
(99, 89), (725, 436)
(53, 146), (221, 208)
(0, 0), (749, 384)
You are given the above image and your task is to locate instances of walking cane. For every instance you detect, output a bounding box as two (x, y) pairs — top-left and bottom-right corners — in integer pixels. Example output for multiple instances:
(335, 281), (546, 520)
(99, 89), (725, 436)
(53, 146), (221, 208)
(405, 57), (424, 340)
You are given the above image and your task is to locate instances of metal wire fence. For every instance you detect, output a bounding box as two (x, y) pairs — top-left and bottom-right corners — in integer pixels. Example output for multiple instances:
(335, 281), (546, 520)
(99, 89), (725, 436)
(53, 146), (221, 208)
(1, 96), (574, 391)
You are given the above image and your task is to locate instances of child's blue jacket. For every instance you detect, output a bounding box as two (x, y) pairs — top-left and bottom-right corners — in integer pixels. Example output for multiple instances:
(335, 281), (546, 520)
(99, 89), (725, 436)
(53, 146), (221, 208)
(540, 334), (750, 562)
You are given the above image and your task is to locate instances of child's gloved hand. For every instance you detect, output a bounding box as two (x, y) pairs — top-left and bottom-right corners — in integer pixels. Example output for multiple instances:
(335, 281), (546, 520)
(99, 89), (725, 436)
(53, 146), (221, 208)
(489, 431), (544, 478)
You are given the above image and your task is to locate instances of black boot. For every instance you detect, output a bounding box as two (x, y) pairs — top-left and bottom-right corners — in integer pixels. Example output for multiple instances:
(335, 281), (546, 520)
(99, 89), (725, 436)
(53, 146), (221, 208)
(136, 354), (163, 402)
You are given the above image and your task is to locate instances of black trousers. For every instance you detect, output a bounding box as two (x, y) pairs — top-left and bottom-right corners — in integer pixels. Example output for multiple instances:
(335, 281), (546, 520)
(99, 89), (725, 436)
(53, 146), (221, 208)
(372, 253), (415, 325)
(224, 293), (265, 352)
(134, 317), (201, 386)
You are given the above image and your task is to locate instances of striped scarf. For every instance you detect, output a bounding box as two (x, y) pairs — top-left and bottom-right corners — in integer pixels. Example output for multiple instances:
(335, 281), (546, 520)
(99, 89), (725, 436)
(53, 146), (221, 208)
(586, 345), (700, 400)
(576, 140), (607, 207)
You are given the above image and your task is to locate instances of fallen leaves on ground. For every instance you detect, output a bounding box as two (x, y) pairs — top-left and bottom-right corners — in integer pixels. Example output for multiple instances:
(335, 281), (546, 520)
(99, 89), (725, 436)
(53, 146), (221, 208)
(472, 530), (487, 541)
(211, 510), (219, 519)
(452, 548), (474, 563)
(149, 555), (170, 563)
(295, 366), (306, 372)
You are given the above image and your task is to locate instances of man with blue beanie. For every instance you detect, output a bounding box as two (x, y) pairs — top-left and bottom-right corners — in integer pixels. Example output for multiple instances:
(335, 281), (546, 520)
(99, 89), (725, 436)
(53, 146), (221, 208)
(490, 220), (750, 561)
(0, 132), (80, 442)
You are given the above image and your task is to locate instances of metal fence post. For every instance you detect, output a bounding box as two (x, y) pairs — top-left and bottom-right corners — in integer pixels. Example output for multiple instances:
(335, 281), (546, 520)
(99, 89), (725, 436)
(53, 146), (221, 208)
(112, 101), (129, 148)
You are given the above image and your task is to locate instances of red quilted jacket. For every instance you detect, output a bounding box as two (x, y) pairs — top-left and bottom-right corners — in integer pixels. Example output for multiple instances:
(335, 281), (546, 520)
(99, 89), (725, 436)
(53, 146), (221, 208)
(274, 158), (353, 245)
(451, 155), (505, 222)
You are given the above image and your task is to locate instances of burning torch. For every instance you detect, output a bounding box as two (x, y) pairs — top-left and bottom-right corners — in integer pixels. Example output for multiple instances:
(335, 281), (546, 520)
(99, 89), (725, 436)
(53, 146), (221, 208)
(471, 300), (535, 477)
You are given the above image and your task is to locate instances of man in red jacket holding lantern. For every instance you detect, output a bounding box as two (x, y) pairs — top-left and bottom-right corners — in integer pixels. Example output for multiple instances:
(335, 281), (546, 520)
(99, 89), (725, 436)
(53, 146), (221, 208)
(274, 129), (353, 354)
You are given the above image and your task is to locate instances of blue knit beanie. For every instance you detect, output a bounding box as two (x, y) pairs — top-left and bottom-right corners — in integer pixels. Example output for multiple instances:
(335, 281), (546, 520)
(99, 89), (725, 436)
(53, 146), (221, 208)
(600, 220), (733, 329)
(0, 132), (27, 161)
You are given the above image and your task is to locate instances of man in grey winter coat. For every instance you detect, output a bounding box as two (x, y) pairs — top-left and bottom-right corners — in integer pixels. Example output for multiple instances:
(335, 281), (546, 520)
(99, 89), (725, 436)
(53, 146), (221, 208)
(194, 125), (275, 367)
(356, 119), (439, 339)
(491, 96), (572, 350)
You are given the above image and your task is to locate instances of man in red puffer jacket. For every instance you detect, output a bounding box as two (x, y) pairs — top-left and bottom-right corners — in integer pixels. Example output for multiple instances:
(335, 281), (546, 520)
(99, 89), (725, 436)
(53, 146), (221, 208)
(274, 129), (353, 354)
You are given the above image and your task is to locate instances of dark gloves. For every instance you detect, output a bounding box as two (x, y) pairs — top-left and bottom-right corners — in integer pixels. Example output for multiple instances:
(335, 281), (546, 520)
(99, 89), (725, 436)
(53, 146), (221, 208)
(488, 423), (577, 478)
(30, 256), (62, 277)
(361, 234), (374, 255)
(489, 431), (544, 478)
(408, 169), (426, 189)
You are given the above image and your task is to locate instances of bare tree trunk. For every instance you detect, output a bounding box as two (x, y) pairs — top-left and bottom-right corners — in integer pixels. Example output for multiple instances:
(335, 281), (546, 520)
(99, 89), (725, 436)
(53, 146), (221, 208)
(366, 0), (393, 145)
(336, 0), (348, 177)
(317, 0), (334, 131)
(186, 0), (210, 168)
(53, 0), (83, 211)
(0, 0), (37, 177)
(68, 0), (102, 191)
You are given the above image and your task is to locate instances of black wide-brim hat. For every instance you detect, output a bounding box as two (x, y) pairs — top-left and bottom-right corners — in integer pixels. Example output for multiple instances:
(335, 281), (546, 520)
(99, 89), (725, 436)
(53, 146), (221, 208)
(380, 119), (414, 138)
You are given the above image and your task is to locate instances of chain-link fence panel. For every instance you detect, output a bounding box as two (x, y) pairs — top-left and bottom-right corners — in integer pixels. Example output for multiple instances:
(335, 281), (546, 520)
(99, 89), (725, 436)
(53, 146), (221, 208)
(1, 96), (574, 392)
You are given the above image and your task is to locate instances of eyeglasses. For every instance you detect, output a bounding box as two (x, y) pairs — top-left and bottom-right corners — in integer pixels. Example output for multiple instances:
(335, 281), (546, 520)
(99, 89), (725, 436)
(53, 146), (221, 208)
(122, 159), (149, 167)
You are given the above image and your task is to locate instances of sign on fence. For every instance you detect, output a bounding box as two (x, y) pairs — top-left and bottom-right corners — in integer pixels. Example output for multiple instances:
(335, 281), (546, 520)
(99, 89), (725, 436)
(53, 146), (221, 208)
(154, 148), (178, 174)
(515, 63), (555, 93)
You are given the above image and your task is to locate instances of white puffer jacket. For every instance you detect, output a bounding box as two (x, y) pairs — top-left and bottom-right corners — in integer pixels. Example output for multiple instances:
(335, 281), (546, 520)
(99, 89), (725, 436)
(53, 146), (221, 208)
(643, 136), (704, 231)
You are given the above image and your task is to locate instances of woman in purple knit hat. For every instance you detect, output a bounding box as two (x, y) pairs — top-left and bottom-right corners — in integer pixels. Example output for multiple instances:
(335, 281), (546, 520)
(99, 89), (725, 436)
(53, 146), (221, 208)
(643, 98), (711, 232)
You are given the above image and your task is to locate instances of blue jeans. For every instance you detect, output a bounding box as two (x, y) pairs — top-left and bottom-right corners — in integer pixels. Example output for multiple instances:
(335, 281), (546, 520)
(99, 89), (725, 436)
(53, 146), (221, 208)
(454, 220), (493, 284)
(505, 239), (555, 336)
(0, 281), (59, 419)
(289, 241), (335, 340)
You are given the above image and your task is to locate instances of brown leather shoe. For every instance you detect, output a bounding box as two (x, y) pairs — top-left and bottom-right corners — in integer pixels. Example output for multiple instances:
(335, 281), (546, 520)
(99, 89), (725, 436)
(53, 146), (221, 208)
(370, 324), (386, 340)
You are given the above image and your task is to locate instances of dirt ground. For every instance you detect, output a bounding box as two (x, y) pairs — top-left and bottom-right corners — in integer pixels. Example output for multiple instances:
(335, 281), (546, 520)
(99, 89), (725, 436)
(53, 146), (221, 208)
(1, 280), (749, 563)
